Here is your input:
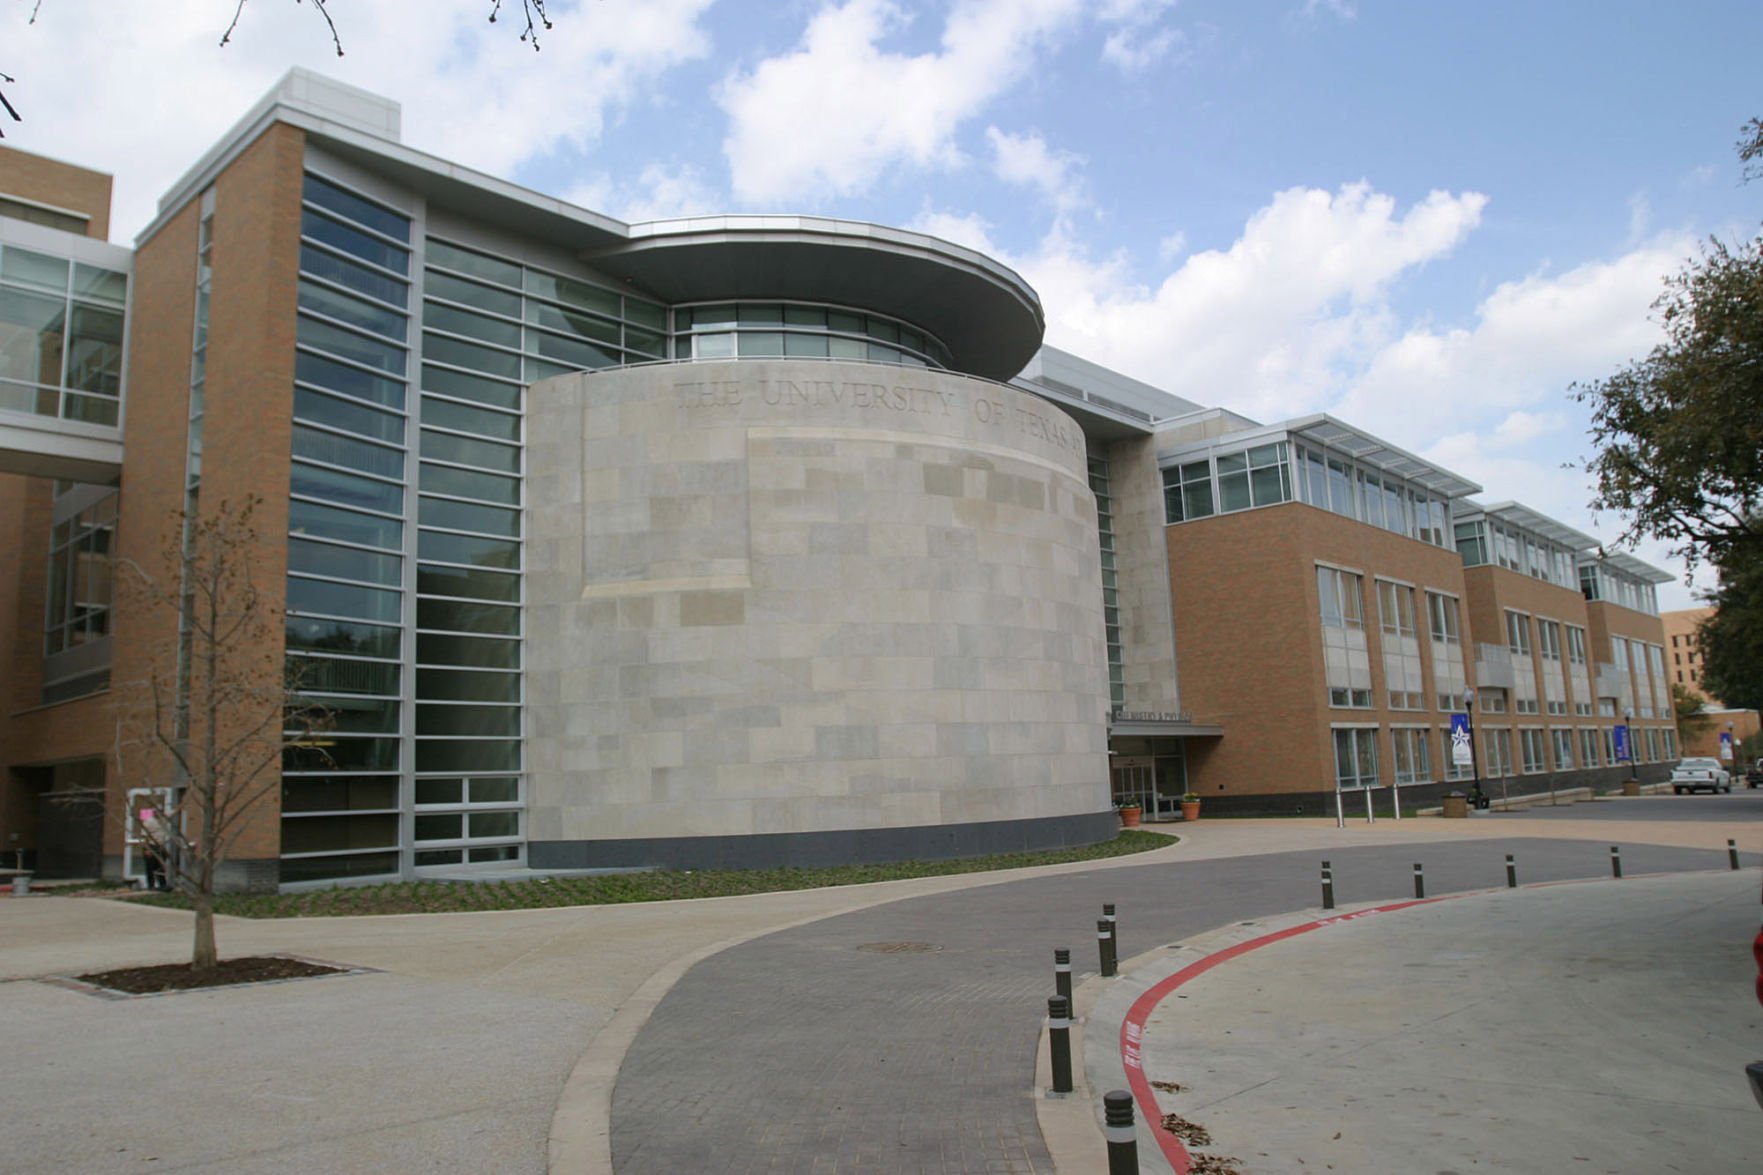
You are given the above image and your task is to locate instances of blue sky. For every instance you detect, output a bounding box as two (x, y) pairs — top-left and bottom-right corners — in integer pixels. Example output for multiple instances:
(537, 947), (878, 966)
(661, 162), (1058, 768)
(7, 0), (1760, 604)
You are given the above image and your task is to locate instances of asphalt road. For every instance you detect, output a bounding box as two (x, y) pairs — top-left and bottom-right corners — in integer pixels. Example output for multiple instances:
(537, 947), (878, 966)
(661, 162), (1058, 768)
(609, 833), (1747, 1173)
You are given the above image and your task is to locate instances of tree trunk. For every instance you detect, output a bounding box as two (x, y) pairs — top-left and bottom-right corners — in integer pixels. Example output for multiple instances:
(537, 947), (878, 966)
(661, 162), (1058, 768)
(192, 890), (217, 970)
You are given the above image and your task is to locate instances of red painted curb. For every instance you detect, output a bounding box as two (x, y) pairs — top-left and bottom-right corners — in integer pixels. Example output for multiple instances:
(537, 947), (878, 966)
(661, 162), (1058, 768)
(1118, 898), (1437, 1173)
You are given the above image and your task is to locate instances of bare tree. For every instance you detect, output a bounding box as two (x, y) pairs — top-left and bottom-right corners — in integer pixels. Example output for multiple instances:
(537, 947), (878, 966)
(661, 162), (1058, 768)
(115, 495), (329, 971)
(3, 0), (559, 134)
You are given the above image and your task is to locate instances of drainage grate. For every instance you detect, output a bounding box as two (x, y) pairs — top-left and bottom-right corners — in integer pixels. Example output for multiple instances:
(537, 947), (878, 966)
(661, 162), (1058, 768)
(856, 941), (943, 954)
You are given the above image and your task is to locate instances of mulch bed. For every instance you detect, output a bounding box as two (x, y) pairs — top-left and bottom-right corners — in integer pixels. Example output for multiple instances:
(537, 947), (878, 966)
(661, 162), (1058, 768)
(76, 956), (345, 994)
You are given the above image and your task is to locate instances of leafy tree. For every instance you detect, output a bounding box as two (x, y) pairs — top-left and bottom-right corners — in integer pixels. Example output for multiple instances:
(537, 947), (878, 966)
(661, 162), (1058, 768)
(1575, 118), (1763, 568)
(1672, 681), (1713, 744)
(1697, 542), (1763, 713)
(116, 496), (329, 971)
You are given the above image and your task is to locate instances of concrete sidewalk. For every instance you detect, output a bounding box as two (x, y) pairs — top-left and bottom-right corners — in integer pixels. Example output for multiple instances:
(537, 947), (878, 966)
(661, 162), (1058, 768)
(0, 799), (1757, 1172)
(1082, 869), (1763, 1173)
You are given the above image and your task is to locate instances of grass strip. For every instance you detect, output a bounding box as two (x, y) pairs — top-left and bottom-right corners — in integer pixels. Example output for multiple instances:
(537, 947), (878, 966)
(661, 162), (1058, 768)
(118, 829), (1172, 918)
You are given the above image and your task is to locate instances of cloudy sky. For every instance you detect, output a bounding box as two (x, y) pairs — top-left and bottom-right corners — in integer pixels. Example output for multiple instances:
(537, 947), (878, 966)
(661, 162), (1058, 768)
(6, 0), (1759, 606)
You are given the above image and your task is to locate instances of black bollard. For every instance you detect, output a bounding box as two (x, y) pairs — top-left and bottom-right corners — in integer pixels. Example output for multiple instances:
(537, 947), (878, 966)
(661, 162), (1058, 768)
(1098, 918), (1117, 978)
(1730, 839), (1741, 871)
(1413, 862), (1425, 900)
(1103, 902), (1118, 959)
(1505, 853), (1517, 889)
(1048, 995), (1073, 1094)
(1321, 862), (1335, 911)
(1104, 1089), (1138, 1175)
(1054, 947), (1073, 1006)
(1610, 845), (1623, 879)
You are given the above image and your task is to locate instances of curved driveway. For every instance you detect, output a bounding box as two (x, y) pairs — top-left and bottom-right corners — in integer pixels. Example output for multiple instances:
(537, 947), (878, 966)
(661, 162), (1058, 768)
(609, 799), (1759, 1173)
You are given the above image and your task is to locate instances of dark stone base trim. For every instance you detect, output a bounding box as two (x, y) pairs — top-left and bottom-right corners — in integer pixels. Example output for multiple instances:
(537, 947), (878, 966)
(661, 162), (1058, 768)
(1192, 766), (1675, 819)
(528, 810), (1121, 872)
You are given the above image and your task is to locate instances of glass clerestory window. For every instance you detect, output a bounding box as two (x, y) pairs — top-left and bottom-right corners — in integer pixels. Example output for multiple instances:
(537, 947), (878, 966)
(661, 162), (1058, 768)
(1162, 443), (1290, 523)
(673, 302), (950, 369)
(1292, 443), (1451, 546)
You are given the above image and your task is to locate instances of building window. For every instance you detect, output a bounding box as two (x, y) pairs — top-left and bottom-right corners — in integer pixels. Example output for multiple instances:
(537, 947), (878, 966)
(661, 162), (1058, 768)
(1551, 728), (1574, 771)
(1520, 729), (1546, 774)
(1162, 459), (1213, 523)
(1426, 591), (1466, 711)
(1319, 566), (1371, 708)
(43, 489), (118, 656)
(1661, 728), (1677, 760)
(1505, 610), (1532, 656)
(1645, 727), (1661, 762)
(675, 301), (946, 369)
(1333, 727), (1379, 789)
(1391, 727), (1432, 784)
(1482, 728), (1513, 777)
(1090, 456), (1124, 711)
(1579, 727), (1601, 768)
(0, 243), (128, 426)
(1377, 580), (1424, 710)
(1216, 443), (1291, 512)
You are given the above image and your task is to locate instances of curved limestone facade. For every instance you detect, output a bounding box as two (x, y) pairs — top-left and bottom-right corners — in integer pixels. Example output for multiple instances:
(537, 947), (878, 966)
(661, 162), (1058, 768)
(525, 359), (1112, 868)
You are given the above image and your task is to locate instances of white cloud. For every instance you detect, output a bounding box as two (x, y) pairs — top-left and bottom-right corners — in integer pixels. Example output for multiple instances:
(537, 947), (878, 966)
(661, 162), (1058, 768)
(985, 127), (1087, 215)
(718, 0), (1085, 205)
(3, 0), (715, 241)
(1626, 191), (1652, 241)
(567, 162), (722, 224)
(1490, 409), (1564, 447)
(1012, 182), (1488, 423)
(1096, 0), (1183, 72)
(1333, 238), (1693, 442)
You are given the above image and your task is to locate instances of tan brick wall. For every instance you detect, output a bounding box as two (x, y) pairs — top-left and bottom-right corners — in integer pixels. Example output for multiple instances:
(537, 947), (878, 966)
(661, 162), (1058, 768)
(185, 123), (305, 866)
(0, 474), (116, 860)
(1661, 606), (1717, 701)
(99, 122), (306, 870)
(0, 144), (113, 239)
(1168, 501), (1469, 799)
(1586, 600), (1675, 753)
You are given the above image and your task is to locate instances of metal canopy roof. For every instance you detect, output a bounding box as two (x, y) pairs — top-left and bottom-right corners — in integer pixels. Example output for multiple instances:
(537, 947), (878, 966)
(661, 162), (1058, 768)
(585, 218), (1045, 382)
(1287, 415), (1481, 498)
(1585, 549), (1675, 585)
(1463, 500), (1601, 551)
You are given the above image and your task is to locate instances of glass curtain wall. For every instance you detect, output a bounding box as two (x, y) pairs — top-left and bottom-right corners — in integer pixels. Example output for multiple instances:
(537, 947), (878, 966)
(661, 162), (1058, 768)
(411, 237), (670, 869)
(281, 174), (412, 883)
(1088, 456), (1124, 711)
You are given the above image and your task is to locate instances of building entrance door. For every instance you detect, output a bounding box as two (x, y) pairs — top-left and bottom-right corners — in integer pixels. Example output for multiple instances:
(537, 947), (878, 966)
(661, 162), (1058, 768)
(124, 787), (175, 887)
(1111, 757), (1154, 813)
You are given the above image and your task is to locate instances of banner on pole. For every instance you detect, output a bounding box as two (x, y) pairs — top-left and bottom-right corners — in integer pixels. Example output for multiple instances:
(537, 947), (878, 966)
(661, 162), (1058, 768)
(1613, 724), (1630, 763)
(1450, 713), (1473, 767)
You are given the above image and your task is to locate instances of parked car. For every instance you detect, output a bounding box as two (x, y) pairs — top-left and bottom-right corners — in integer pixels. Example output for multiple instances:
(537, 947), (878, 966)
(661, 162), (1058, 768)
(1671, 757), (1732, 794)
(1746, 762), (1763, 789)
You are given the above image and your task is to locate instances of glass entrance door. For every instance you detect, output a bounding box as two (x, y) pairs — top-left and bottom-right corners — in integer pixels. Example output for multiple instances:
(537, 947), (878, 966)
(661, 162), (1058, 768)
(1111, 757), (1154, 813)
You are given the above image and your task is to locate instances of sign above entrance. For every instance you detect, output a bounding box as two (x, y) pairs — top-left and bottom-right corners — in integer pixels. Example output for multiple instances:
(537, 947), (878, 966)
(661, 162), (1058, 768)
(1111, 710), (1192, 724)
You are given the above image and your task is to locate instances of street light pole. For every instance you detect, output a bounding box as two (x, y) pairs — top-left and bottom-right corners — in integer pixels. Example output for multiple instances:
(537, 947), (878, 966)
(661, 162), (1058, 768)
(1465, 689), (1487, 809)
(1625, 712), (1639, 783)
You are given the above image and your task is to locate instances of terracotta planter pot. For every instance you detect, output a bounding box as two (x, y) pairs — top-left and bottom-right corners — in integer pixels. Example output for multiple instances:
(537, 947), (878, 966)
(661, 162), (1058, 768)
(1118, 806), (1142, 828)
(1179, 800), (1201, 821)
